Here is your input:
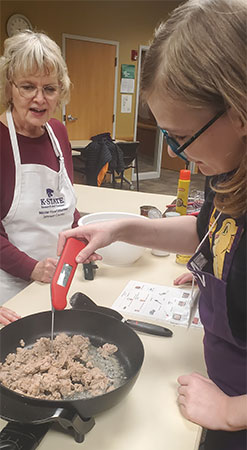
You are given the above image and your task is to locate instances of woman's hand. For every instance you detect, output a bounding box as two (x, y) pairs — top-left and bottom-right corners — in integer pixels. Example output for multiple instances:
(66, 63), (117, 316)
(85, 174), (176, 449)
(0, 306), (21, 325)
(177, 372), (240, 431)
(30, 258), (58, 283)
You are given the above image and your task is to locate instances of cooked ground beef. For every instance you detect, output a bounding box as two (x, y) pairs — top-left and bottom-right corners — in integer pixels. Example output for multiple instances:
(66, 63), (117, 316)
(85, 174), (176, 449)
(0, 333), (120, 400)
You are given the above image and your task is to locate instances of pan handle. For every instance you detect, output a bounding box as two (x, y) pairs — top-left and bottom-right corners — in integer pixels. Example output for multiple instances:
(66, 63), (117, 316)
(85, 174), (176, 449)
(126, 320), (173, 337)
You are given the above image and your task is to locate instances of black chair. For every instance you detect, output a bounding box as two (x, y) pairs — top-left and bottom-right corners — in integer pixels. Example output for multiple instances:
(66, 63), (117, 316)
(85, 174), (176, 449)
(111, 141), (140, 191)
(71, 148), (87, 184)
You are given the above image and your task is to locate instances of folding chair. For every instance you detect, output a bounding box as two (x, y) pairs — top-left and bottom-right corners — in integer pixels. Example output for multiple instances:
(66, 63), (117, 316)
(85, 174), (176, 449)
(115, 141), (140, 191)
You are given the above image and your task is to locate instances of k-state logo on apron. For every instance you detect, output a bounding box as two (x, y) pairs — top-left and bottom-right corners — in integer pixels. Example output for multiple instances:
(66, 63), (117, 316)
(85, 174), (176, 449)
(40, 188), (65, 208)
(39, 188), (67, 219)
(46, 188), (54, 198)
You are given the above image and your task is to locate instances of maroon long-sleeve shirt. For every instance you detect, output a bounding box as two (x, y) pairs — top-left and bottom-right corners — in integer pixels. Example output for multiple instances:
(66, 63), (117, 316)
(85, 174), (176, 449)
(0, 118), (80, 280)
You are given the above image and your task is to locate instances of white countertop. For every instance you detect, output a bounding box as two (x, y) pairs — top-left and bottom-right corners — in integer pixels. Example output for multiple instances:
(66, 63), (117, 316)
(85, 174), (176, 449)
(70, 140), (91, 148)
(0, 185), (206, 450)
(74, 184), (174, 216)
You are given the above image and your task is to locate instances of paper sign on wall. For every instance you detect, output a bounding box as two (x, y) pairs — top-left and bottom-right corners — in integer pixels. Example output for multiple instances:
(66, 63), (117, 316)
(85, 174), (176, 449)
(121, 94), (132, 113)
(120, 64), (135, 93)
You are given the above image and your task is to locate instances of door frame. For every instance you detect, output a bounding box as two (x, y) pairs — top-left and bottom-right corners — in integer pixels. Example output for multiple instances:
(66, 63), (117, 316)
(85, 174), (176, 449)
(62, 33), (119, 139)
(133, 44), (163, 181)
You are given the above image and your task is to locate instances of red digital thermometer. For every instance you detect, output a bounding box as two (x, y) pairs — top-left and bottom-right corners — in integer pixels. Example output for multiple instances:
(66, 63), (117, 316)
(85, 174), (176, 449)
(51, 237), (86, 310)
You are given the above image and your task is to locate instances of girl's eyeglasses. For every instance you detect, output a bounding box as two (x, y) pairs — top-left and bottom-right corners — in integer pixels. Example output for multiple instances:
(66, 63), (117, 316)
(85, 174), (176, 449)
(160, 110), (225, 163)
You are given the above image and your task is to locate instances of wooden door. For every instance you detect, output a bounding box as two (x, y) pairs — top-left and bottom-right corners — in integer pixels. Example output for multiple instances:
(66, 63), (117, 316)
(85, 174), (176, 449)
(64, 37), (117, 140)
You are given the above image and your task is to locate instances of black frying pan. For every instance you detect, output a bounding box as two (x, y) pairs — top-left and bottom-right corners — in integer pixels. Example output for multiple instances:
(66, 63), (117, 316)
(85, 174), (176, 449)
(0, 308), (144, 424)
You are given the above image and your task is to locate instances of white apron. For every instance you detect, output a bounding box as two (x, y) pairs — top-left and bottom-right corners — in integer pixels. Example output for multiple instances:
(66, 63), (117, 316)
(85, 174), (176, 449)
(0, 110), (77, 304)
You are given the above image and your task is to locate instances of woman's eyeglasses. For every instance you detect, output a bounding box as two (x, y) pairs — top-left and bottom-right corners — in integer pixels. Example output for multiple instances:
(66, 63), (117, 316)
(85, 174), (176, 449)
(160, 110), (225, 163)
(12, 81), (60, 99)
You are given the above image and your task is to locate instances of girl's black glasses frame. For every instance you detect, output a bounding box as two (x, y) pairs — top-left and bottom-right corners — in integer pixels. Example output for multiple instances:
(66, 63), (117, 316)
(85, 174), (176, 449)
(160, 110), (225, 163)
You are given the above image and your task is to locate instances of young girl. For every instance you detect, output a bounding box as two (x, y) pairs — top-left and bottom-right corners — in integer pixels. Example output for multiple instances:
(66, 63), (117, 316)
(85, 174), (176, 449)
(58, 1), (246, 448)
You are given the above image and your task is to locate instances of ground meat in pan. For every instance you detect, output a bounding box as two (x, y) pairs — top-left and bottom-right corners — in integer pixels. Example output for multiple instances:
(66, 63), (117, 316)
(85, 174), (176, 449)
(0, 333), (124, 400)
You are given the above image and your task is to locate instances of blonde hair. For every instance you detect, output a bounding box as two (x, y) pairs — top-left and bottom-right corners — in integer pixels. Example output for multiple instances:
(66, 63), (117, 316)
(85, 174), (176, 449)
(141, 0), (247, 217)
(0, 30), (71, 108)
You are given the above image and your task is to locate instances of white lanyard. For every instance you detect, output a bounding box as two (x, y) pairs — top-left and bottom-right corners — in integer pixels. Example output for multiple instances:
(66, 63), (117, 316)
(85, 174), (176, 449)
(188, 210), (222, 328)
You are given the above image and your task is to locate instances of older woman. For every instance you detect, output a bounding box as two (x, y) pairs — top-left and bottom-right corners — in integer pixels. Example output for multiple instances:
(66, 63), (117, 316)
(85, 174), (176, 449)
(58, 1), (246, 449)
(0, 30), (80, 305)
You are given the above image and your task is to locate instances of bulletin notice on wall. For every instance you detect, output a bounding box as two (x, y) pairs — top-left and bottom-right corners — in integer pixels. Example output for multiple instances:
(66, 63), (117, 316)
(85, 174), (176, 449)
(121, 94), (132, 113)
(112, 280), (202, 328)
(120, 64), (135, 93)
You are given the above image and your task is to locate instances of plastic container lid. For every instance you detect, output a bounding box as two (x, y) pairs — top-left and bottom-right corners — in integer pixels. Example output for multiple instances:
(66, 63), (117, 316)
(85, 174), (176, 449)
(179, 169), (191, 180)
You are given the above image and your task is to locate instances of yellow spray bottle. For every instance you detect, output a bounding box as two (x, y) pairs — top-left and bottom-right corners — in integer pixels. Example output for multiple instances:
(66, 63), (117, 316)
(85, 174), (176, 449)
(176, 169), (191, 215)
(176, 169), (191, 264)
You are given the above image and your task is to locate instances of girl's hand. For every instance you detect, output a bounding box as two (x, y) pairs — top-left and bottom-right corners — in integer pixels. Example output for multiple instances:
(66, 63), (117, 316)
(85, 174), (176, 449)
(0, 306), (21, 325)
(174, 272), (194, 285)
(177, 372), (230, 430)
(57, 222), (119, 264)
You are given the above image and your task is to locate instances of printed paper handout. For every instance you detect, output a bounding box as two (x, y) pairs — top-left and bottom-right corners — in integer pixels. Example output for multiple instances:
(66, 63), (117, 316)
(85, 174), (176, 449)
(112, 280), (202, 328)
